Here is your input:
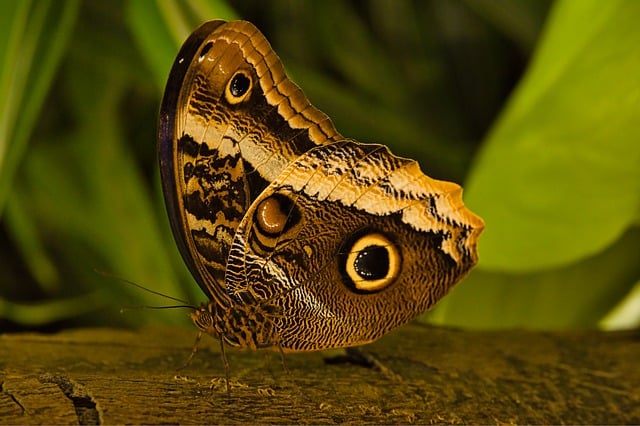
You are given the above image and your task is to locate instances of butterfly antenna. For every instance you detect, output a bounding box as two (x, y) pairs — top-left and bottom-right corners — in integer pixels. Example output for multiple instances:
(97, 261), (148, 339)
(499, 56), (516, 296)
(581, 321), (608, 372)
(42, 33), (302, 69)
(119, 304), (197, 314)
(94, 268), (195, 306)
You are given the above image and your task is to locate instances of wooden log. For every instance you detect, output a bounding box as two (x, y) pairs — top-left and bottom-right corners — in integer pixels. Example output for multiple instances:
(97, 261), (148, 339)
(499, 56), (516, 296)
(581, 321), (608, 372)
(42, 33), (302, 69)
(1, 324), (638, 424)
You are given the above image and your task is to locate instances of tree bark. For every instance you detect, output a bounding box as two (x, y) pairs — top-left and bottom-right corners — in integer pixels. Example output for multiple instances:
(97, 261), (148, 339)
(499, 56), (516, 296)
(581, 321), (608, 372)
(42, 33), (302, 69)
(1, 324), (638, 424)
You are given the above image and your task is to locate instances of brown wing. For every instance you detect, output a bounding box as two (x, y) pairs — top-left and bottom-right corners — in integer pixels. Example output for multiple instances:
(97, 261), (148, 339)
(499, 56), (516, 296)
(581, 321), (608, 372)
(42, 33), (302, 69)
(227, 140), (484, 350)
(158, 20), (342, 307)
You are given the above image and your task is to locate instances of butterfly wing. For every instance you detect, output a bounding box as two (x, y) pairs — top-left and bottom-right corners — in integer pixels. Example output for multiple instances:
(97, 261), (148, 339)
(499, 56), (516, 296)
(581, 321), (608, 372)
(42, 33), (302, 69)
(227, 140), (484, 351)
(158, 20), (342, 305)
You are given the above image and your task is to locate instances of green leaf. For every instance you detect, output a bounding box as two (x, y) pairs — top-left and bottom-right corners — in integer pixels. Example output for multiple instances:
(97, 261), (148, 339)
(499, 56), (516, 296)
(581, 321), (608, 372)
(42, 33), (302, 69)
(428, 227), (640, 329)
(13, 62), (193, 325)
(0, 292), (108, 326)
(465, 0), (640, 272)
(0, 0), (80, 216)
(600, 279), (640, 329)
(126, 0), (237, 91)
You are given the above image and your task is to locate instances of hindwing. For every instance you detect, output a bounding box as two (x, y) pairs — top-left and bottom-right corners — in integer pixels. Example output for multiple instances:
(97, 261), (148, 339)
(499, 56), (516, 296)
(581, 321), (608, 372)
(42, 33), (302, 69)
(226, 140), (484, 350)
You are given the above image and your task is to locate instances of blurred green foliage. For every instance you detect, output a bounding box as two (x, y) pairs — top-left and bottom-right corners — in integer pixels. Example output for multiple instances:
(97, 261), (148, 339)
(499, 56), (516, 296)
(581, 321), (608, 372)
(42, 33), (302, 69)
(1, 0), (638, 332)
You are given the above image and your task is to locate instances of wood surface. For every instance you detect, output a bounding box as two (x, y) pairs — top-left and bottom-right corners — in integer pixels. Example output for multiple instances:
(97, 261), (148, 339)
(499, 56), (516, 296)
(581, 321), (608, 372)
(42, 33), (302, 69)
(1, 324), (638, 424)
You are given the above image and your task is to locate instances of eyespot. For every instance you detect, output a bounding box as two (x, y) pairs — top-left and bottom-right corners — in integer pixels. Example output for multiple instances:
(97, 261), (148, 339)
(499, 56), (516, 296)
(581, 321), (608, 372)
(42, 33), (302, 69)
(199, 41), (213, 61)
(225, 71), (252, 104)
(254, 194), (300, 237)
(340, 232), (401, 293)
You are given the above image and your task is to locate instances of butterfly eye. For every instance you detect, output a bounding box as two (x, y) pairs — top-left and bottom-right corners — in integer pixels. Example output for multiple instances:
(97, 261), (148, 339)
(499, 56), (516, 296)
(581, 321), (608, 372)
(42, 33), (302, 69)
(225, 71), (252, 104)
(341, 232), (401, 293)
(190, 306), (214, 334)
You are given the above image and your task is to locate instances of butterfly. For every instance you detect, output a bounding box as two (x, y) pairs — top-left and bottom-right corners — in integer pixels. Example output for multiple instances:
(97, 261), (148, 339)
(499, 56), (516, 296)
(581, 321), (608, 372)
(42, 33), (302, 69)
(158, 19), (483, 379)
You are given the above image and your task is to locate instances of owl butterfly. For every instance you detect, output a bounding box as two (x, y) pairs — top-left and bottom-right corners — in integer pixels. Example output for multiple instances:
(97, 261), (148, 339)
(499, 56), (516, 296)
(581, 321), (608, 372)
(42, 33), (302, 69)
(158, 20), (483, 373)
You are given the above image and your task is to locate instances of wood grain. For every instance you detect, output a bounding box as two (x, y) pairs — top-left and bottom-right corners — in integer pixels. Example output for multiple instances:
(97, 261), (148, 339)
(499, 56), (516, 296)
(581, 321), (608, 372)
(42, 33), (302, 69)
(1, 324), (638, 424)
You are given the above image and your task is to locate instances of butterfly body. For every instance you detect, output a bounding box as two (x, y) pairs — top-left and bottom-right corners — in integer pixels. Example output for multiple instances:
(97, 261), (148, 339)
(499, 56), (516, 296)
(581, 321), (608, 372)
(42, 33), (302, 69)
(159, 20), (484, 354)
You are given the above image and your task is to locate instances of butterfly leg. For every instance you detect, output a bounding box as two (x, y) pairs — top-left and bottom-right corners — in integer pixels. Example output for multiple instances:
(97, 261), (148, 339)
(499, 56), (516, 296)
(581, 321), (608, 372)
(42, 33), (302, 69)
(345, 347), (401, 381)
(277, 343), (290, 375)
(179, 330), (203, 370)
(219, 334), (231, 397)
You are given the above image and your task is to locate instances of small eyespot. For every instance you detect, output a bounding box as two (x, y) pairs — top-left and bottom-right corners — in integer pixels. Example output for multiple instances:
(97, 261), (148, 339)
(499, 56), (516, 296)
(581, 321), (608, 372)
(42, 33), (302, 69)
(199, 41), (213, 61)
(225, 71), (252, 104)
(341, 232), (401, 293)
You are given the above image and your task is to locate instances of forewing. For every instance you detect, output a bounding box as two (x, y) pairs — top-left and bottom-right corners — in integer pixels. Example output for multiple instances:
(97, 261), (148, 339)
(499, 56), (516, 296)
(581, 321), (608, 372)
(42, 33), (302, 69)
(158, 20), (342, 305)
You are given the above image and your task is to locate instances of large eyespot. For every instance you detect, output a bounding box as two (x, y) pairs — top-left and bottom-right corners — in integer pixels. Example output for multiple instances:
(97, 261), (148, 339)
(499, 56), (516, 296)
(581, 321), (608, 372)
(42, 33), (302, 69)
(225, 71), (252, 104)
(340, 232), (401, 293)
